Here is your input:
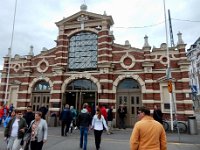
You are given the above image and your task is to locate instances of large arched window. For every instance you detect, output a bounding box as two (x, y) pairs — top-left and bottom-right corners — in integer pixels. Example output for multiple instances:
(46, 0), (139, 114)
(118, 78), (140, 90)
(68, 32), (98, 71)
(66, 79), (97, 91)
(33, 81), (50, 92)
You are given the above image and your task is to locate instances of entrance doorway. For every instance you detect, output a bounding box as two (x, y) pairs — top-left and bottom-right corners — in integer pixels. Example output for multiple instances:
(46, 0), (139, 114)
(65, 91), (97, 113)
(64, 79), (98, 113)
(116, 78), (142, 127)
(31, 81), (50, 112)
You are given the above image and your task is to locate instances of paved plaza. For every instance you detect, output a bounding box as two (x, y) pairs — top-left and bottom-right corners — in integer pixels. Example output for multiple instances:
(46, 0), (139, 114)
(0, 126), (200, 150)
(0, 111), (199, 150)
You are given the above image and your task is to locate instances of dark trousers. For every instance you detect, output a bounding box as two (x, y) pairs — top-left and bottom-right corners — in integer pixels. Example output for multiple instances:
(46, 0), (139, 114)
(24, 139), (30, 150)
(94, 130), (103, 150)
(119, 117), (125, 129)
(30, 140), (43, 150)
(61, 120), (70, 136)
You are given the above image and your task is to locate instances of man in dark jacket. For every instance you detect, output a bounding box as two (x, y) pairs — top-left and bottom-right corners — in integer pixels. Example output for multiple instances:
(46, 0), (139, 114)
(59, 104), (72, 136)
(23, 106), (35, 150)
(117, 104), (127, 129)
(77, 103), (91, 150)
(153, 104), (163, 124)
(39, 105), (48, 120)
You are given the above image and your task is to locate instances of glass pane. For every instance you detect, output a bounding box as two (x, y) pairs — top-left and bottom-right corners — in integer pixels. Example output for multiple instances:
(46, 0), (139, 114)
(123, 96), (127, 105)
(68, 32), (98, 71)
(47, 97), (50, 103)
(34, 97), (36, 103)
(132, 107), (135, 114)
(118, 78), (140, 90)
(66, 79), (97, 91)
(43, 97), (46, 103)
(37, 97), (40, 103)
(136, 97), (140, 104)
(131, 96), (134, 104)
(33, 81), (50, 92)
(119, 96), (122, 104)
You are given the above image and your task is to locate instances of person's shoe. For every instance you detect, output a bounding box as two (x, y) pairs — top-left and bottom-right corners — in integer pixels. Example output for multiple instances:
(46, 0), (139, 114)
(65, 133), (67, 136)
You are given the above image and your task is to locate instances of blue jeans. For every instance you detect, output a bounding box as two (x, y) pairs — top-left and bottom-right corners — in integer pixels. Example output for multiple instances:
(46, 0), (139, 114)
(80, 126), (89, 150)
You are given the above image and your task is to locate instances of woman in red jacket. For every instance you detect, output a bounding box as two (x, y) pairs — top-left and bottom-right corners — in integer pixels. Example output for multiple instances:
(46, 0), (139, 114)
(0, 105), (4, 125)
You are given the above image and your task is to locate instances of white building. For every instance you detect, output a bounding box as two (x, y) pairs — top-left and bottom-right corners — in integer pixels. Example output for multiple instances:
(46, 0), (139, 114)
(187, 37), (200, 109)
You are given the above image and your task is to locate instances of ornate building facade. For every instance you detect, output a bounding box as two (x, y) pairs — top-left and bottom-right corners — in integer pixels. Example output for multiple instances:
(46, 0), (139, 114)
(187, 37), (200, 109)
(0, 5), (193, 127)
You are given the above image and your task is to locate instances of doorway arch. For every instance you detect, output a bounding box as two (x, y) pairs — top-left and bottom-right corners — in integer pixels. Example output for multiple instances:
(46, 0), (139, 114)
(116, 78), (142, 127)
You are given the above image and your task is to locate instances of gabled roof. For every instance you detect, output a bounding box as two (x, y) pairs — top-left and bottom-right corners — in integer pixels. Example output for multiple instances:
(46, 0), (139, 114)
(55, 10), (114, 27)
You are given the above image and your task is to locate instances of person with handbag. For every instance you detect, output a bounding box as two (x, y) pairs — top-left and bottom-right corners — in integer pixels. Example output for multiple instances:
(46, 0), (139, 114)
(30, 111), (48, 150)
(4, 110), (27, 150)
(91, 108), (108, 150)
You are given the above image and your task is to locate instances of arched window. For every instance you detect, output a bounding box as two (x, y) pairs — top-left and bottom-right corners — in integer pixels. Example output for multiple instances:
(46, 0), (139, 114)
(66, 79), (97, 91)
(118, 78), (140, 90)
(33, 81), (50, 92)
(68, 32), (98, 71)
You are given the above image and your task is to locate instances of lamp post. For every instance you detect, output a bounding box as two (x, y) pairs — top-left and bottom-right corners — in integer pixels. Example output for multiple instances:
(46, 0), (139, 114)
(163, 0), (174, 131)
(4, 0), (18, 105)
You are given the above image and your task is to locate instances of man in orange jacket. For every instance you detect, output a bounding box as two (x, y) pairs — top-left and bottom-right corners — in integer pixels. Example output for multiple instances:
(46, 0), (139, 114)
(130, 106), (167, 150)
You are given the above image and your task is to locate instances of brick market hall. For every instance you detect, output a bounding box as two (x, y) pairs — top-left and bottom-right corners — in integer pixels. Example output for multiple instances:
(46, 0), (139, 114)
(0, 4), (193, 127)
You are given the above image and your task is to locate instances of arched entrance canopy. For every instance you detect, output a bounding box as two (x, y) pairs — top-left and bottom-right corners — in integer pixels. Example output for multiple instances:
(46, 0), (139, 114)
(117, 78), (140, 90)
(66, 79), (97, 91)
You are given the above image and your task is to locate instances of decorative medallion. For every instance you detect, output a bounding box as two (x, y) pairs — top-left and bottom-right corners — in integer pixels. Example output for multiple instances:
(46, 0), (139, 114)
(160, 56), (168, 65)
(120, 53), (135, 69)
(37, 58), (49, 73)
(13, 64), (21, 72)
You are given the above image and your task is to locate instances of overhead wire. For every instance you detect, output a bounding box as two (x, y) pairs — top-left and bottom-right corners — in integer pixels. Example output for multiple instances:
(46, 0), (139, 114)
(112, 18), (200, 29)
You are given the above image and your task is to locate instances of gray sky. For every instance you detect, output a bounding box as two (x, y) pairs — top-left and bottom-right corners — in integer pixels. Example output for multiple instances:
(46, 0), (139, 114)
(0, 0), (200, 70)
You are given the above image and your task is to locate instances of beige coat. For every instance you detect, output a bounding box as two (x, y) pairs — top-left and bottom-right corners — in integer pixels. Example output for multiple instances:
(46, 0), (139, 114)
(130, 116), (167, 150)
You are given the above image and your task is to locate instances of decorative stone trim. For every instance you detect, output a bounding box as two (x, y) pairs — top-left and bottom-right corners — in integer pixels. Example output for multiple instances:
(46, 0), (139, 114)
(36, 58), (49, 73)
(120, 53), (135, 70)
(98, 99), (116, 103)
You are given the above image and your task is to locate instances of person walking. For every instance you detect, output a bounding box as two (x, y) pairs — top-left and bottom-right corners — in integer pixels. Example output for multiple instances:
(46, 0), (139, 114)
(23, 106), (35, 150)
(30, 111), (48, 150)
(130, 106), (167, 150)
(38, 105), (48, 120)
(69, 105), (77, 132)
(107, 105), (114, 134)
(77, 104), (91, 150)
(4, 110), (27, 150)
(153, 104), (163, 124)
(91, 108), (108, 150)
(59, 104), (72, 136)
(0, 105), (4, 125)
(117, 104), (127, 129)
(3, 110), (16, 128)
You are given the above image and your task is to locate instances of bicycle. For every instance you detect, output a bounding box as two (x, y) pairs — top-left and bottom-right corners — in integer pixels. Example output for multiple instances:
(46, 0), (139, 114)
(162, 120), (187, 133)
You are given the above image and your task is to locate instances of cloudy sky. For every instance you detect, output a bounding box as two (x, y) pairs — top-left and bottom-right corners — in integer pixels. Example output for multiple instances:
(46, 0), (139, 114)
(0, 0), (199, 70)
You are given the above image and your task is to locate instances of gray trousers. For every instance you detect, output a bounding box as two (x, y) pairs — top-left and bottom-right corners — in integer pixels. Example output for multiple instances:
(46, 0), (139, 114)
(7, 136), (22, 150)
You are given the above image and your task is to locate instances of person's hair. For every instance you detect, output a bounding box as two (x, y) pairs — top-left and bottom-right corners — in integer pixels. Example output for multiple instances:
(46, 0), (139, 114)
(15, 109), (22, 114)
(138, 106), (150, 116)
(96, 108), (101, 119)
(35, 111), (42, 117)
(83, 103), (87, 109)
